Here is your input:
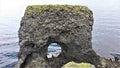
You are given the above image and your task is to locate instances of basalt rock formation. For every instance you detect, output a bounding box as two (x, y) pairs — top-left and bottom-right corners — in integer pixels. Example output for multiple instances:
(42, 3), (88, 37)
(16, 5), (120, 68)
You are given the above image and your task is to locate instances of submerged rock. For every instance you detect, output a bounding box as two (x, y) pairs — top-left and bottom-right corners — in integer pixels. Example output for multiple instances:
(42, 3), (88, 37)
(16, 5), (120, 68)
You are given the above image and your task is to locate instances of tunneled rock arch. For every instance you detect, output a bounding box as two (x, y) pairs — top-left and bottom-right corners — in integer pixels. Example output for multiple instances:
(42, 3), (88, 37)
(45, 36), (99, 68)
(47, 42), (62, 58)
(16, 5), (103, 68)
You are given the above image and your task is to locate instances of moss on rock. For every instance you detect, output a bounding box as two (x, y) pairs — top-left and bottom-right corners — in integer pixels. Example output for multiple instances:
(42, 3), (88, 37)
(62, 61), (94, 68)
(25, 5), (90, 15)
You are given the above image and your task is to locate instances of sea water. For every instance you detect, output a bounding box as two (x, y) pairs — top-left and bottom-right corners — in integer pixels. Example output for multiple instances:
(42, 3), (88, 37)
(0, 0), (120, 67)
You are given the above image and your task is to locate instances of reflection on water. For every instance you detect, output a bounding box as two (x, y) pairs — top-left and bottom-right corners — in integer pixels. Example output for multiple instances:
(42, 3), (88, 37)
(0, 0), (120, 68)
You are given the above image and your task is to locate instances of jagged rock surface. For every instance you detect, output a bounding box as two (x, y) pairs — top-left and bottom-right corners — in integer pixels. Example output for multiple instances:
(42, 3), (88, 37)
(16, 5), (120, 68)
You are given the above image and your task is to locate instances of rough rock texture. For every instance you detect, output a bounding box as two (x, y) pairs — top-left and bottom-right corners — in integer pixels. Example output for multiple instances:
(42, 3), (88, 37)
(62, 58), (120, 68)
(16, 5), (120, 68)
(100, 57), (120, 68)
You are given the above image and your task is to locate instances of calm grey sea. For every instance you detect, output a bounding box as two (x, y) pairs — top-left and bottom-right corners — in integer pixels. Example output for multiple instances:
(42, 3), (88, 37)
(0, 0), (120, 68)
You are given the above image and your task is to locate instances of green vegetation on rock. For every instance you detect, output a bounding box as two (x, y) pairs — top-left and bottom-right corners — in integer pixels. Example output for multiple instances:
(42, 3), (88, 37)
(63, 61), (94, 68)
(25, 5), (90, 15)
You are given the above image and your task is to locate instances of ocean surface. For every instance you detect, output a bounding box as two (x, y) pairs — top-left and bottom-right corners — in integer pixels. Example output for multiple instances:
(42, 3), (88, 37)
(0, 0), (120, 68)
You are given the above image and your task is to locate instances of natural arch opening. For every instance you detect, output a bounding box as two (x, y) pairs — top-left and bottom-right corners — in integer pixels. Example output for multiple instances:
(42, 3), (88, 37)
(47, 43), (62, 58)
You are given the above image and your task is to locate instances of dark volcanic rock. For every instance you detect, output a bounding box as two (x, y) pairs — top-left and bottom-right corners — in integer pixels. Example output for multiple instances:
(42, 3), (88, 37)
(16, 5), (120, 68)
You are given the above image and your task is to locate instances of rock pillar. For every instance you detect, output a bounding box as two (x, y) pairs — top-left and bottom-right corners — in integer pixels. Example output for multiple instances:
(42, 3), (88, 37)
(16, 5), (101, 68)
